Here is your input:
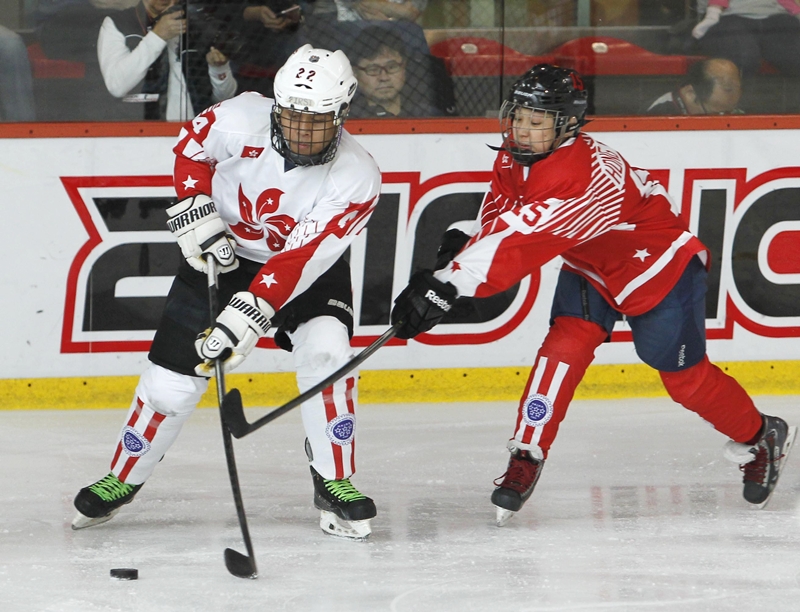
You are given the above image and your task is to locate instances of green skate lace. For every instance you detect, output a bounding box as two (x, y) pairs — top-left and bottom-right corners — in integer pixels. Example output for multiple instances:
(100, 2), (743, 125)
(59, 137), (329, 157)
(324, 478), (366, 502)
(88, 473), (135, 502)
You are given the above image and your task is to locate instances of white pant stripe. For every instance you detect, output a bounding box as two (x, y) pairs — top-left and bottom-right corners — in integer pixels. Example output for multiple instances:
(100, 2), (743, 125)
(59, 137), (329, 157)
(529, 361), (571, 446)
(514, 356), (548, 442)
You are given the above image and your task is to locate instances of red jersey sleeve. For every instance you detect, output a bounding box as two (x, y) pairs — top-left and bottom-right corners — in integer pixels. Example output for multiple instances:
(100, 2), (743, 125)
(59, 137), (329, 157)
(172, 104), (221, 198)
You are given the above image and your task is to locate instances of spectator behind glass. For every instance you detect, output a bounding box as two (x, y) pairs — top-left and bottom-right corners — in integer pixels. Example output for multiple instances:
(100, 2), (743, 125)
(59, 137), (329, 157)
(692, 0), (800, 77)
(644, 58), (743, 115)
(234, 1), (310, 96)
(348, 26), (442, 117)
(0, 25), (35, 121)
(332, 0), (427, 22)
(97, 0), (237, 121)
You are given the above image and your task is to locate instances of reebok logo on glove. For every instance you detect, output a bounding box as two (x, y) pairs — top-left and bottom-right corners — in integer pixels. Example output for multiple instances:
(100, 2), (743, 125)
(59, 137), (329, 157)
(425, 289), (452, 312)
(166, 200), (217, 232)
(390, 270), (457, 340)
(230, 295), (271, 334)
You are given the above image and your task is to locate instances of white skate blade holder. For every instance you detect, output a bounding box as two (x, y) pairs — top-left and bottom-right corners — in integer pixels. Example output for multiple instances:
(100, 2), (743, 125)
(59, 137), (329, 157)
(71, 508), (121, 530)
(495, 506), (516, 527)
(756, 425), (797, 510)
(319, 511), (372, 540)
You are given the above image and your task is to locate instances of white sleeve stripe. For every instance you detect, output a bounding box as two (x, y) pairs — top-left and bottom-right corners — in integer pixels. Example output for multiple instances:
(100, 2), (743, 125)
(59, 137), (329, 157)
(571, 205), (624, 240)
(180, 138), (205, 160)
(436, 231), (508, 296)
(558, 200), (622, 238)
(526, 160), (626, 241)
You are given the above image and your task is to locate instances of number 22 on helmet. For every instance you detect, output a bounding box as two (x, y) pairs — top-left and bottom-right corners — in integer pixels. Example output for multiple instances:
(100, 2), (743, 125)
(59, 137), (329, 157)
(271, 44), (359, 166)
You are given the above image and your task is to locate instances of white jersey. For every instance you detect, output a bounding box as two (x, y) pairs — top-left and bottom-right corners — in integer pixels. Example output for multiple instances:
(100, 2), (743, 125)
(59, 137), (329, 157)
(173, 91), (381, 310)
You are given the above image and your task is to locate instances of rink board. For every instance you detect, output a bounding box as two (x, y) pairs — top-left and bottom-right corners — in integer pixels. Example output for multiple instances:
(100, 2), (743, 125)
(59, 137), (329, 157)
(1, 116), (799, 405)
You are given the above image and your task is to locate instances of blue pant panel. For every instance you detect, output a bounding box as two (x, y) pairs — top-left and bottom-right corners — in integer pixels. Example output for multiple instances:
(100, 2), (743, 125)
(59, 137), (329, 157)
(550, 257), (708, 372)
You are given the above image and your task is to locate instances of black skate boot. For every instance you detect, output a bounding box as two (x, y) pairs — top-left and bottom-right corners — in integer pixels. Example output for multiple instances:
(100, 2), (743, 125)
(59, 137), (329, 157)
(725, 415), (796, 508)
(72, 472), (142, 530)
(491, 447), (544, 526)
(311, 466), (376, 540)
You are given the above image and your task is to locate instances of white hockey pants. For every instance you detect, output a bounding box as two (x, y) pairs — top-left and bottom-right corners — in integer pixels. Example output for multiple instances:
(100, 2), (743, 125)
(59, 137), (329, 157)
(109, 316), (358, 485)
(110, 363), (207, 485)
(289, 316), (359, 481)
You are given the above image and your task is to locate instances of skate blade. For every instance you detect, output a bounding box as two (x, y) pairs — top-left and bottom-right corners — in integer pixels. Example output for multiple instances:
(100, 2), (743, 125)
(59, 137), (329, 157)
(495, 506), (516, 527)
(755, 425), (797, 510)
(319, 511), (371, 541)
(71, 508), (120, 530)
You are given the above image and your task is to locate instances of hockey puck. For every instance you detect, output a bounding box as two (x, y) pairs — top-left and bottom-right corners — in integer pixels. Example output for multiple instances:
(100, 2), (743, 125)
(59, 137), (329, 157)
(109, 568), (138, 580)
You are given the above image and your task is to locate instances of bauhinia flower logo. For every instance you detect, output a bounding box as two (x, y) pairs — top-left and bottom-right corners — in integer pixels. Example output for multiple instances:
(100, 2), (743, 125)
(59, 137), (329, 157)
(229, 186), (297, 251)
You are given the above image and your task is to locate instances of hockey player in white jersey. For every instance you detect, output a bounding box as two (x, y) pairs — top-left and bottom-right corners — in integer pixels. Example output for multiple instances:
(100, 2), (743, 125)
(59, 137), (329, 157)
(72, 45), (382, 540)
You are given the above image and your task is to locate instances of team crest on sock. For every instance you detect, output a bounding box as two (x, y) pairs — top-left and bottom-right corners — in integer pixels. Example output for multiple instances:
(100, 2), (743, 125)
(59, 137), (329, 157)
(522, 393), (554, 427)
(122, 426), (151, 457)
(326, 415), (355, 446)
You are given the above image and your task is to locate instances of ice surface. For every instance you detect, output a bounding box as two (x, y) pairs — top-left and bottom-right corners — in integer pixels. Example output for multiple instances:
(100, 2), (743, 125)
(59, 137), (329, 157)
(2, 396), (800, 611)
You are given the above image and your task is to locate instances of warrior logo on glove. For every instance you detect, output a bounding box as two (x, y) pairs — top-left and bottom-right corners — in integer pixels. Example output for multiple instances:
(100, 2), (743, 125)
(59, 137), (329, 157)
(229, 294), (272, 335)
(167, 194), (239, 274)
(195, 291), (275, 376)
(165, 198), (217, 233)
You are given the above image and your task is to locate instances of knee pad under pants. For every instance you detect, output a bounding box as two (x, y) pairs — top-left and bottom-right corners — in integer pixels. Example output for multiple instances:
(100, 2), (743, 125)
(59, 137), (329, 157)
(110, 364), (207, 485)
(660, 356), (762, 443)
(288, 316), (358, 480)
(511, 317), (607, 459)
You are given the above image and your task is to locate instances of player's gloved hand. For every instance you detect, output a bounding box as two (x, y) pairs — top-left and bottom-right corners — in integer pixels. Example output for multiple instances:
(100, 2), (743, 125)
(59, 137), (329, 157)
(692, 5), (721, 39)
(434, 228), (471, 271)
(195, 291), (275, 376)
(390, 270), (457, 339)
(167, 195), (238, 274)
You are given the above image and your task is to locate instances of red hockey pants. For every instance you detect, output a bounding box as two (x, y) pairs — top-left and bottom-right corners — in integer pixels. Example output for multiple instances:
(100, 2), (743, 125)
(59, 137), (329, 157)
(510, 317), (763, 458)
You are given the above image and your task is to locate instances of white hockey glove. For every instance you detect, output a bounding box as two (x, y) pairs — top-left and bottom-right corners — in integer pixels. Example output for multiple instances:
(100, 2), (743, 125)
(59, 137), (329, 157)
(167, 195), (238, 273)
(195, 291), (275, 376)
(692, 5), (722, 40)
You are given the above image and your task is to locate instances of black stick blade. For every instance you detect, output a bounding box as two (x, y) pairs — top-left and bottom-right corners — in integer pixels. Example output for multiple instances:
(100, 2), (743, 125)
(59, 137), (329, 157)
(221, 389), (251, 439)
(224, 548), (257, 579)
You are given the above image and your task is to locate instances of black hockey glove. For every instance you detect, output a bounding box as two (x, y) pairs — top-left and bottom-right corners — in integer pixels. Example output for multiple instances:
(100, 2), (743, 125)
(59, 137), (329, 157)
(434, 228), (471, 271)
(391, 270), (458, 339)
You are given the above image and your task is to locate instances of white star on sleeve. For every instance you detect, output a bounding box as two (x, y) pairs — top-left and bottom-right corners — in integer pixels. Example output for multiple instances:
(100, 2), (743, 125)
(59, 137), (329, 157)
(182, 175), (198, 190)
(634, 249), (651, 262)
(259, 273), (277, 288)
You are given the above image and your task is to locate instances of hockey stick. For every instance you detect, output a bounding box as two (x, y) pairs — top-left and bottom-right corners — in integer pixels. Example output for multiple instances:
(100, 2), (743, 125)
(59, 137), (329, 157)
(221, 321), (401, 439)
(206, 257), (258, 579)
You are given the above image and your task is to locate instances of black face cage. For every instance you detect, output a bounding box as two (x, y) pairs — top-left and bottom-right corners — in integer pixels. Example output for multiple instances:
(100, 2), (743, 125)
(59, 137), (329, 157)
(270, 106), (347, 167)
(499, 100), (580, 166)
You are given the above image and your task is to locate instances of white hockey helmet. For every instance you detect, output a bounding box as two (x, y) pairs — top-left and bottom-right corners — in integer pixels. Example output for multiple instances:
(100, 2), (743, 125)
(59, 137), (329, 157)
(271, 44), (358, 166)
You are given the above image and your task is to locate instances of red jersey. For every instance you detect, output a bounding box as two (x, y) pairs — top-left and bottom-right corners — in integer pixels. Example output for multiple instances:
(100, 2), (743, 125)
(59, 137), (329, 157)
(434, 133), (708, 316)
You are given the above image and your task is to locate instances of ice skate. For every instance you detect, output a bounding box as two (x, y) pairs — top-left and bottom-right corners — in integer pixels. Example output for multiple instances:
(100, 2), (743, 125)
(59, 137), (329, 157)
(724, 415), (797, 509)
(311, 466), (376, 540)
(491, 445), (544, 526)
(72, 472), (142, 530)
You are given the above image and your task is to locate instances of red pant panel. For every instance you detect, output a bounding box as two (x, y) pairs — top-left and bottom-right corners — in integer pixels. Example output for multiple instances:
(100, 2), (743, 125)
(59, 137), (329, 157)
(512, 317), (608, 458)
(660, 355), (762, 443)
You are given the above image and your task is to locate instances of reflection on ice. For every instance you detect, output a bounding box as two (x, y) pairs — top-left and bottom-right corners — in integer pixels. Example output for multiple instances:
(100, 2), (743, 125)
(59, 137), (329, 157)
(1, 396), (799, 611)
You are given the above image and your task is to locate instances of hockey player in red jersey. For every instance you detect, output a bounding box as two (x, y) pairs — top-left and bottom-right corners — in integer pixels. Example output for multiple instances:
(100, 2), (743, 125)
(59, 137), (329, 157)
(391, 64), (796, 526)
(72, 45), (382, 540)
